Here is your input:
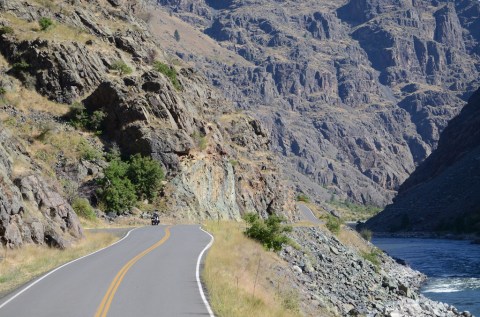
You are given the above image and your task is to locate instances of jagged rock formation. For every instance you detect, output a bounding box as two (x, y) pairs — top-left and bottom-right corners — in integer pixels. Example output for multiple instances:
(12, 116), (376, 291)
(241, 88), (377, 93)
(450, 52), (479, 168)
(153, 0), (480, 206)
(365, 86), (480, 234)
(0, 127), (83, 248)
(0, 0), (295, 248)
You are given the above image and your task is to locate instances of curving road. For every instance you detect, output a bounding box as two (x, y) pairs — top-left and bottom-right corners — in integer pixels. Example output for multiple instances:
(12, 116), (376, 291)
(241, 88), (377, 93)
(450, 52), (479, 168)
(0, 225), (214, 317)
(298, 203), (322, 224)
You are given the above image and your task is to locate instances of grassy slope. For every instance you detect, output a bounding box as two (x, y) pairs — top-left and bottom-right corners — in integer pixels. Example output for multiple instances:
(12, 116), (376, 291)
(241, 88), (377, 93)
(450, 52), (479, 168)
(203, 221), (302, 317)
(203, 221), (337, 317)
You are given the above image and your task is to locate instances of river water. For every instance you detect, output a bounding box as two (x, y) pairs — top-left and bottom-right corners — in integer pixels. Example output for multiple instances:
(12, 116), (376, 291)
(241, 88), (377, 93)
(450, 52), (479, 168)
(373, 238), (480, 316)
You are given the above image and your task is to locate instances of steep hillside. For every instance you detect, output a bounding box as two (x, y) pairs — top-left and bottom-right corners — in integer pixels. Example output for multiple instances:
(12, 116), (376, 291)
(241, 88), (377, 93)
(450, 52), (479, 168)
(153, 0), (480, 207)
(365, 86), (480, 234)
(0, 0), (294, 247)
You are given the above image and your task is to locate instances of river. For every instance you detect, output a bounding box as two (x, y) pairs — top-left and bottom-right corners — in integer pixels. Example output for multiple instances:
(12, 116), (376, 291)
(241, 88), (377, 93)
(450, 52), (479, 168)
(373, 238), (480, 316)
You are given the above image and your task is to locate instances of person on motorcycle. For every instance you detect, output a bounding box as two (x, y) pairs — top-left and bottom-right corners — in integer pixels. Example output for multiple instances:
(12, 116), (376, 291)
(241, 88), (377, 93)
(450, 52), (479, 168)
(151, 211), (160, 225)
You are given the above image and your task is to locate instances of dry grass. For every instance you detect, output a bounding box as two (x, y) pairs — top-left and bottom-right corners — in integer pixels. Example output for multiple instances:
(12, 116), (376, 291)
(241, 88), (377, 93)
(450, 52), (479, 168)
(0, 54), (8, 68)
(3, 13), (95, 44)
(3, 86), (69, 116)
(337, 228), (371, 254)
(0, 231), (120, 296)
(202, 221), (303, 317)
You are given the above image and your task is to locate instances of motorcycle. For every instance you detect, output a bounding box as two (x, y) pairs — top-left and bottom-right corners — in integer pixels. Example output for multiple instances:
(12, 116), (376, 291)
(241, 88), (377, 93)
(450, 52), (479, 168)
(151, 215), (160, 226)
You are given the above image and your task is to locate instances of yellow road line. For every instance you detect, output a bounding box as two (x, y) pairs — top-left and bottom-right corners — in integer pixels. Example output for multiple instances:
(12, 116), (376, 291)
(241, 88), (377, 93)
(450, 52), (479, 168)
(95, 226), (172, 317)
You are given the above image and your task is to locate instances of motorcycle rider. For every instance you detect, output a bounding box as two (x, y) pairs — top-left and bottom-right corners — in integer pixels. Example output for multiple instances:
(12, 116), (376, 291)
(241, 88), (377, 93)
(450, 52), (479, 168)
(151, 210), (160, 225)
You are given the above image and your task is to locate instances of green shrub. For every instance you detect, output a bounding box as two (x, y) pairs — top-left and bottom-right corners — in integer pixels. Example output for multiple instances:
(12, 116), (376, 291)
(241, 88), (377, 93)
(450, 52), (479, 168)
(38, 17), (54, 31)
(174, 29), (180, 42)
(192, 131), (207, 150)
(77, 140), (102, 161)
(11, 61), (30, 72)
(127, 154), (164, 200)
(228, 159), (238, 167)
(67, 102), (105, 133)
(0, 87), (6, 95)
(360, 228), (373, 241)
(361, 249), (381, 267)
(153, 61), (181, 90)
(72, 197), (96, 220)
(326, 215), (342, 235)
(90, 110), (106, 132)
(110, 60), (132, 76)
(67, 102), (89, 129)
(98, 154), (164, 213)
(98, 159), (136, 213)
(0, 26), (14, 35)
(296, 193), (310, 203)
(243, 213), (292, 252)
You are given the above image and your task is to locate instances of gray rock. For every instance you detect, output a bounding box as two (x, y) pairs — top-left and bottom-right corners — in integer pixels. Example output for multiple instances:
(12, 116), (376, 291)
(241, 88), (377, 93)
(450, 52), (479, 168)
(156, 0), (480, 207)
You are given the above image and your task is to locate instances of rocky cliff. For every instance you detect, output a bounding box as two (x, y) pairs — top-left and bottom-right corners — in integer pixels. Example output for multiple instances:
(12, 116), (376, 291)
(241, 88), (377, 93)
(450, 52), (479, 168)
(0, 124), (83, 248)
(153, 0), (480, 207)
(365, 86), (480, 234)
(0, 0), (295, 247)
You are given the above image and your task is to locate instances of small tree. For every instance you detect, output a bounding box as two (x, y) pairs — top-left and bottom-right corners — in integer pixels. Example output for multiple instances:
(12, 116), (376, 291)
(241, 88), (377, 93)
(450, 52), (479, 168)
(39, 17), (54, 31)
(243, 213), (292, 251)
(110, 60), (133, 76)
(98, 159), (136, 213)
(127, 154), (164, 200)
(174, 29), (180, 42)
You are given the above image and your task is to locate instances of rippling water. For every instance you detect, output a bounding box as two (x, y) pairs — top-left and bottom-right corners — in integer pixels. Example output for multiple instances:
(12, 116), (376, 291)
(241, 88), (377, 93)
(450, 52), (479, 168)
(373, 238), (480, 316)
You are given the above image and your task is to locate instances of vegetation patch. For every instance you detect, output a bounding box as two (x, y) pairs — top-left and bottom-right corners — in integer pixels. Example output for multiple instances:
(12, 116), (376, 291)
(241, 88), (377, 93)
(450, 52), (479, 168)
(192, 131), (207, 151)
(296, 193), (310, 203)
(360, 248), (382, 267)
(325, 215), (342, 235)
(0, 26), (14, 35)
(153, 61), (181, 90)
(38, 17), (54, 31)
(328, 199), (381, 221)
(66, 102), (106, 134)
(110, 60), (132, 76)
(203, 221), (305, 317)
(98, 153), (164, 214)
(72, 197), (96, 221)
(360, 228), (373, 241)
(243, 213), (292, 252)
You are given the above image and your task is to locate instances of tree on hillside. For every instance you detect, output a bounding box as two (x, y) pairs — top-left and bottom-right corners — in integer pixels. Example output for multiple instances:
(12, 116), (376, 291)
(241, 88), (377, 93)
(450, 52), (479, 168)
(174, 29), (180, 42)
(127, 154), (164, 200)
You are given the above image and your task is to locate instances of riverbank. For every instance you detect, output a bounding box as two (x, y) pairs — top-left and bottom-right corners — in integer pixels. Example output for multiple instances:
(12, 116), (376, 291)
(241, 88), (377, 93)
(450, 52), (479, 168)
(373, 237), (480, 317)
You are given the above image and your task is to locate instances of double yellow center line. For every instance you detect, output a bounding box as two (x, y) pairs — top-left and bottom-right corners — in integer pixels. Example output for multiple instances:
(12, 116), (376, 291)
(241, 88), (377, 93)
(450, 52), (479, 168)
(95, 226), (172, 317)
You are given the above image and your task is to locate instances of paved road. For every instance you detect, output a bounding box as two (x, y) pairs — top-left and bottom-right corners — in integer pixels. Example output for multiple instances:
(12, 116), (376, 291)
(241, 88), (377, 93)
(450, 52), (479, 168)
(298, 203), (322, 224)
(0, 225), (214, 317)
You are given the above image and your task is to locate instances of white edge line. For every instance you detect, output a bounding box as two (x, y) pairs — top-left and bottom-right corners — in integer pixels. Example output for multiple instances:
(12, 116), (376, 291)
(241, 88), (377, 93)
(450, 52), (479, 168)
(302, 204), (320, 223)
(306, 207), (318, 221)
(0, 227), (138, 310)
(197, 226), (215, 317)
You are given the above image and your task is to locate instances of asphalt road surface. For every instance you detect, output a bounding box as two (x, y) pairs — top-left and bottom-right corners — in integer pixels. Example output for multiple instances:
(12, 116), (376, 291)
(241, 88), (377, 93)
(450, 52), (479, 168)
(0, 225), (214, 317)
(298, 203), (322, 224)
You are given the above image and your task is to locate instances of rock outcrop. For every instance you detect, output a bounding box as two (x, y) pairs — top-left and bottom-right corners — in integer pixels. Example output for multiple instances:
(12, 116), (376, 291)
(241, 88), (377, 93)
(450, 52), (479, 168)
(365, 86), (480, 234)
(0, 127), (83, 248)
(283, 227), (467, 316)
(153, 0), (480, 207)
(0, 0), (296, 234)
